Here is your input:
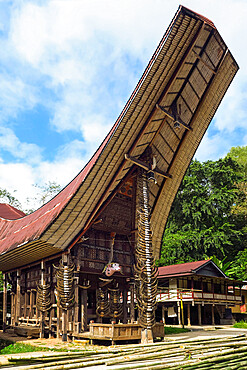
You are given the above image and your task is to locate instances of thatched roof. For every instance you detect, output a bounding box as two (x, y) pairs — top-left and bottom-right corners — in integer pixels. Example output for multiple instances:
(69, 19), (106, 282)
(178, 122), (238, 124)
(0, 6), (238, 272)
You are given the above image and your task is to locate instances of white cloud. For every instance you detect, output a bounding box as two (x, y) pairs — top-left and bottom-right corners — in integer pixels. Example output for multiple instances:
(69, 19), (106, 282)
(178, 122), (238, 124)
(0, 74), (37, 121)
(0, 127), (42, 164)
(194, 132), (230, 162)
(0, 0), (246, 211)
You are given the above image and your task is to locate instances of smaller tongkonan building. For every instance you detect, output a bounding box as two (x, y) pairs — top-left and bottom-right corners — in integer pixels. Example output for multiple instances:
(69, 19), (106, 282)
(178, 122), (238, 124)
(0, 6), (238, 343)
(157, 260), (242, 326)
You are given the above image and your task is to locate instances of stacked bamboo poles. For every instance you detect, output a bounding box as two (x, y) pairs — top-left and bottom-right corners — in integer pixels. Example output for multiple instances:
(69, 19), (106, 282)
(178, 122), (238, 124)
(5, 334), (247, 369)
(134, 170), (158, 330)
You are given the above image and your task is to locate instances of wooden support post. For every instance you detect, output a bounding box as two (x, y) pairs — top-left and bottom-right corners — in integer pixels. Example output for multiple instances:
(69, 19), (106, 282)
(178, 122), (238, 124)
(123, 288), (128, 324)
(16, 270), (21, 325)
(62, 309), (67, 341)
(141, 328), (153, 344)
(30, 290), (33, 318)
(24, 291), (28, 318)
(40, 260), (45, 339)
(187, 303), (191, 326)
(177, 301), (181, 326)
(57, 304), (61, 339)
(162, 305), (166, 324)
(11, 292), (15, 326)
(198, 304), (202, 326)
(130, 283), (135, 323)
(74, 273), (80, 334)
(49, 307), (54, 339)
(81, 289), (88, 332)
(212, 304), (215, 325)
(3, 273), (7, 332)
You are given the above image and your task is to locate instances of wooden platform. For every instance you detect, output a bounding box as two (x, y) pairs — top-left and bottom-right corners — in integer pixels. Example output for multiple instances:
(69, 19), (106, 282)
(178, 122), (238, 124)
(13, 326), (40, 338)
(74, 322), (164, 343)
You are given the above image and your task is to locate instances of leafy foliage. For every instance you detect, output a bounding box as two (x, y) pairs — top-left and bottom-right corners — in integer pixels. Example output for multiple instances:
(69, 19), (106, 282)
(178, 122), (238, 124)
(0, 188), (22, 209)
(209, 255), (232, 274)
(233, 320), (247, 329)
(157, 156), (244, 269)
(25, 181), (62, 213)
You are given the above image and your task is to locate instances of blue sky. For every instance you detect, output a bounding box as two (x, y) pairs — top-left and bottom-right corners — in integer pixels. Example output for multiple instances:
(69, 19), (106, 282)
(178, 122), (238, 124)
(0, 0), (246, 210)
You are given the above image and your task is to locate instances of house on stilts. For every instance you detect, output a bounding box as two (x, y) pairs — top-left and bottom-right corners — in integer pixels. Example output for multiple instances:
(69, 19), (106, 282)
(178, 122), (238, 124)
(157, 260), (243, 327)
(0, 6), (238, 343)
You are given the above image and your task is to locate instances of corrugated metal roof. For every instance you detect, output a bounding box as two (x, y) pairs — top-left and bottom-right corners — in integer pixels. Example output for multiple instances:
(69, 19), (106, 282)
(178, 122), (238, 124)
(0, 6), (239, 271)
(158, 260), (211, 277)
(0, 204), (26, 220)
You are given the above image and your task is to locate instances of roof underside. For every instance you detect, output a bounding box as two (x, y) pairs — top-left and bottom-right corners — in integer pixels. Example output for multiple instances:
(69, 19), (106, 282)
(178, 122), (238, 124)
(0, 6), (239, 272)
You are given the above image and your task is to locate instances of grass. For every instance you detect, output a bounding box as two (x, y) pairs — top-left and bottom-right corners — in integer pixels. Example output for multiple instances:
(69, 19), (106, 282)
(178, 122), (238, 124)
(233, 320), (247, 329)
(164, 326), (189, 335)
(0, 339), (13, 351)
(0, 342), (45, 354)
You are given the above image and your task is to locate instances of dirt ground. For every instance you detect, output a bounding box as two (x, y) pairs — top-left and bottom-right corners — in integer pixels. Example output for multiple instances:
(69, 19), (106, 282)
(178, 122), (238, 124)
(0, 330), (96, 351)
(1, 325), (247, 350)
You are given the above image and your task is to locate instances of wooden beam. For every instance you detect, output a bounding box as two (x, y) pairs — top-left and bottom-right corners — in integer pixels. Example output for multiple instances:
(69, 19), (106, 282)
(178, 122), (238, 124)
(192, 50), (216, 74)
(124, 154), (172, 179)
(156, 104), (192, 131)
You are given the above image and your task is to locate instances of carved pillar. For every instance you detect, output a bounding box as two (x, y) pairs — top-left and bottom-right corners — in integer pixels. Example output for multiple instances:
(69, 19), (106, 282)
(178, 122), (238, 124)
(3, 273), (7, 332)
(61, 254), (68, 342)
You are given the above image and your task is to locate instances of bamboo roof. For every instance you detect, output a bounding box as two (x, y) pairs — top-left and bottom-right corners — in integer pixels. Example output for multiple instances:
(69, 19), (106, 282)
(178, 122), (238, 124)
(0, 6), (239, 272)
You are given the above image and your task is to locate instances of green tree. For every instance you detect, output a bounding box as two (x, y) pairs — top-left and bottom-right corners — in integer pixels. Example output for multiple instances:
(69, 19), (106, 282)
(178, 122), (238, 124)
(157, 157), (243, 267)
(0, 182), (61, 290)
(0, 188), (22, 209)
(25, 181), (62, 213)
(227, 146), (247, 180)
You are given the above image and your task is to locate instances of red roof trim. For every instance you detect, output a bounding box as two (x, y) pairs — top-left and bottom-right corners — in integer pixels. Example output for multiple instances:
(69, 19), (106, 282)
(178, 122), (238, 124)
(180, 5), (215, 29)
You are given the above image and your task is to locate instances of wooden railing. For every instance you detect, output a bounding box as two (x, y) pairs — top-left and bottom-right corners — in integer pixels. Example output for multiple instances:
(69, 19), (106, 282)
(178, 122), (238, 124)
(157, 288), (242, 303)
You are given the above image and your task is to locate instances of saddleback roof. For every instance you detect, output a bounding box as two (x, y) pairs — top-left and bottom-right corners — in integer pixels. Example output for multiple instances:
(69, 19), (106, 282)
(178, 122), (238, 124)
(158, 259), (228, 279)
(0, 6), (239, 271)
